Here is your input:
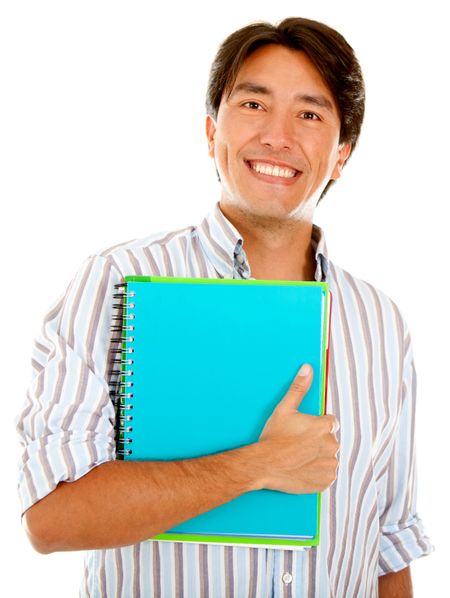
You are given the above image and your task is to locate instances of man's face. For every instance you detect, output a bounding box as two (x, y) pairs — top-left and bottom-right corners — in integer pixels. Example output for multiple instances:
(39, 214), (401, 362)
(206, 44), (352, 221)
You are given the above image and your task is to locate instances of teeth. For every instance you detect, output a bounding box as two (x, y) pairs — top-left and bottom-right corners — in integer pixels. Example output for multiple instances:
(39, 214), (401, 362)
(250, 162), (296, 178)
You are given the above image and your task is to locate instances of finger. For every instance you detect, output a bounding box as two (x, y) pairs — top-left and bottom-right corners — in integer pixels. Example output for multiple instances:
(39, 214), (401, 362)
(278, 363), (314, 412)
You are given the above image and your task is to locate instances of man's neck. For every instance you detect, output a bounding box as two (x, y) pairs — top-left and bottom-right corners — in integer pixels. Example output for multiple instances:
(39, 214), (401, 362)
(220, 201), (317, 282)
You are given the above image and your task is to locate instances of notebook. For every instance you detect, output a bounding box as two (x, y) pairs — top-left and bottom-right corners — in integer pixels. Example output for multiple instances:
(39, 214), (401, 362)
(110, 276), (331, 549)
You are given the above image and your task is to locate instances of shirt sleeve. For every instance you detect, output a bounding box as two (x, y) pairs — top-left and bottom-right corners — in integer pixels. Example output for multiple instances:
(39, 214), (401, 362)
(15, 253), (122, 515)
(377, 323), (434, 575)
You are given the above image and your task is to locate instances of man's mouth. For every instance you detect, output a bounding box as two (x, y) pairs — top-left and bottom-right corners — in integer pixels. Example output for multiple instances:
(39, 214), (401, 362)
(245, 159), (301, 180)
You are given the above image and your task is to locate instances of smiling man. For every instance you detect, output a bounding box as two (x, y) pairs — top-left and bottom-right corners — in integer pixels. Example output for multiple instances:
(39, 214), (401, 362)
(17, 17), (433, 598)
(206, 43), (351, 283)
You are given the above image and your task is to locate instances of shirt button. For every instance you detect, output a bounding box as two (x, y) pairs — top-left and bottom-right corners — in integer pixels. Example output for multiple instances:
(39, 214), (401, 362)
(282, 572), (293, 585)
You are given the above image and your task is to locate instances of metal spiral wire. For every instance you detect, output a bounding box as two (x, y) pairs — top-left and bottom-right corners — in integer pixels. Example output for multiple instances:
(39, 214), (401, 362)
(109, 282), (136, 457)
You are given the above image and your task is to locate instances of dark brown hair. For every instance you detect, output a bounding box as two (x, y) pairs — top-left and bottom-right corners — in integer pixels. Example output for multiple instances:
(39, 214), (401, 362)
(206, 17), (365, 200)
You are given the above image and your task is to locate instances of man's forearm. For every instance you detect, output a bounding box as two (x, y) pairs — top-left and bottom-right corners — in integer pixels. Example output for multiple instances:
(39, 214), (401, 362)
(24, 443), (264, 554)
(378, 567), (413, 598)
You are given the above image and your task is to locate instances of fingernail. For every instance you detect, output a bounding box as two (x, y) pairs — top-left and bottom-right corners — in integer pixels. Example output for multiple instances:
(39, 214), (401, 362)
(298, 364), (311, 376)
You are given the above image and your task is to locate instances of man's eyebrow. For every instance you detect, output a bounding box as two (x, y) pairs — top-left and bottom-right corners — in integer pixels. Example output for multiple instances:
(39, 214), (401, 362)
(229, 82), (335, 113)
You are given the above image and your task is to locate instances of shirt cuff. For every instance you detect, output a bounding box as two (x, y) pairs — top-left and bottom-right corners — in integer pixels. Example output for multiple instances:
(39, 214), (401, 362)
(17, 430), (116, 515)
(378, 515), (434, 575)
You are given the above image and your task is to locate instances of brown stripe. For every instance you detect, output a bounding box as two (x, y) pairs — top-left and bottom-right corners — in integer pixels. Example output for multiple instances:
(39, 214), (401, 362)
(67, 257), (96, 349)
(389, 530), (415, 566)
(343, 271), (377, 441)
(85, 430), (100, 470)
(368, 285), (390, 442)
(411, 521), (430, 553)
(224, 545), (234, 598)
(308, 546), (318, 598)
(378, 553), (390, 574)
(351, 502), (378, 597)
(133, 542), (141, 596)
(175, 542), (184, 598)
(199, 543), (209, 598)
(192, 234), (211, 277)
(21, 459), (38, 509)
(107, 254), (122, 274)
(83, 557), (90, 597)
(31, 358), (44, 373)
(152, 541), (161, 598)
(248, 548), (258, 598)
(179, 236), (189, 274)
(363, 523), (381, 596)
(161, 244), (174, 276)
(37, 435), (59, 489)
(99, 550), (107, 597)
(35, 340), (50, 355)
(143, 246), (161, 275)
(282, 550), (293, 598)
(367, 558), (380, 595)
(86, 257), (115, 374)
(125, 249), (143, 275)
(115, 548), (124, 597)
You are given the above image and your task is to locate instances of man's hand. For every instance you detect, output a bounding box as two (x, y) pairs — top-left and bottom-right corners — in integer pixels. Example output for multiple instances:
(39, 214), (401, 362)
(256, 363), (340, 494)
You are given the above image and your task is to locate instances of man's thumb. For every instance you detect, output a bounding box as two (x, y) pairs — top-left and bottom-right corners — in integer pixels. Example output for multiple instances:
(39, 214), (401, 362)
(279, 363), (313, 412)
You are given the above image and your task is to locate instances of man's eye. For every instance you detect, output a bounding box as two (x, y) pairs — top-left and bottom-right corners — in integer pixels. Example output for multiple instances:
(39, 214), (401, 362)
(301, 112), (320, 120)
(242, 101), (263, 110)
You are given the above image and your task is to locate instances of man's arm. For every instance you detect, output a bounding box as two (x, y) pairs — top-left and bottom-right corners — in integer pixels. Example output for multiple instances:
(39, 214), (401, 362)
(24, 364), (339, 553)
(379, 567), (413, 598)
(24, 443), (262, 553)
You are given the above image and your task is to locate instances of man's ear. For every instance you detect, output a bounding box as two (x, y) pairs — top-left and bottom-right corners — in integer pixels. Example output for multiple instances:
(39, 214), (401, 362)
(205, 114), (217, 158)
(330, 142), (352, 181)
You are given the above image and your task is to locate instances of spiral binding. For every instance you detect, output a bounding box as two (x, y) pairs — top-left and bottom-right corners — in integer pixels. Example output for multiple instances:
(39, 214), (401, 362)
(109, 282), (136, 457)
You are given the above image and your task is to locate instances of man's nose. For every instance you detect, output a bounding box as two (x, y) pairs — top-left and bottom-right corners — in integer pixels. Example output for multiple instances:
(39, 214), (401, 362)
(259, 112), (296, 151)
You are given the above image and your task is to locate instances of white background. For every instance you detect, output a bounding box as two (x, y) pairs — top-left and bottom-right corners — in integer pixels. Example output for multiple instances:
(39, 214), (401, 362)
(1, 1), (447, 596)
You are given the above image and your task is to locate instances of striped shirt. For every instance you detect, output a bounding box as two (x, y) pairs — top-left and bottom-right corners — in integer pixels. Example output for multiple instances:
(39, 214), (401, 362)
(16, 201), (433, 597)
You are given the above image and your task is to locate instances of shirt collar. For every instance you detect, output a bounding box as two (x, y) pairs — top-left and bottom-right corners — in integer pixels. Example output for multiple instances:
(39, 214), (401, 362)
(196, 201), (329, 282)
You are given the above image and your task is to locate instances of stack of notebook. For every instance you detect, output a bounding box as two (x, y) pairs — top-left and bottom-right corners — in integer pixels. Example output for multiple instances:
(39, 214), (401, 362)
(110, 276), (331, 549)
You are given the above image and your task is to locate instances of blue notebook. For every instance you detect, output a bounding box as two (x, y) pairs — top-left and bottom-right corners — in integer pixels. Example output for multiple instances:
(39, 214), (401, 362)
(111, 276), (331, 549)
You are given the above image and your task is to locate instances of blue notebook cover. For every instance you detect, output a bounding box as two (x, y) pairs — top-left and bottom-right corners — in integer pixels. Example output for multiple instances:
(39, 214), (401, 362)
(113, 276), (330, 548)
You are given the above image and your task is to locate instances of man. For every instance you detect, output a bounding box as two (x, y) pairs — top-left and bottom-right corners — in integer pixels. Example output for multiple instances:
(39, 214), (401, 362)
(17, 17), (432, 597)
